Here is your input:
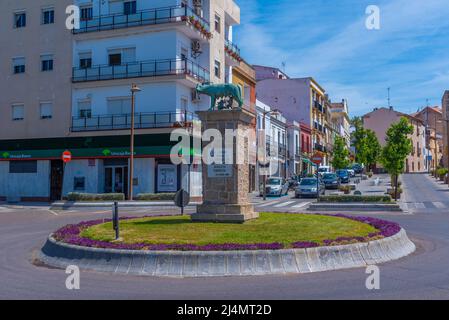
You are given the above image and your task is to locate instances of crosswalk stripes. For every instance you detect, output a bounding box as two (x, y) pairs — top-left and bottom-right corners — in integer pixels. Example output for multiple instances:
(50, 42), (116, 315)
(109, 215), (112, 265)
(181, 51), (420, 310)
(292, 202), (312, 208)
(414, 202), (426, 209)
(434, 202), (446, 209)
(273, 201), (296, 208)
(256, 200), (282, 208)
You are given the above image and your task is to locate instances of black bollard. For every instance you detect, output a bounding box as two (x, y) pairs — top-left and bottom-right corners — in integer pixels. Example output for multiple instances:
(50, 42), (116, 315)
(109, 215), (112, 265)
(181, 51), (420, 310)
(113, 201), (119, 240)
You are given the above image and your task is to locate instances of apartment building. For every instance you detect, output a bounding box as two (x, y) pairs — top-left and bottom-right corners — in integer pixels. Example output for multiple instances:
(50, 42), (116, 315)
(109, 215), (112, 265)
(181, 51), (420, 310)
(412, 106), (444, 172)
(362, 107), (427, 173)
(0, 0), (241, 202)
(443, 91), (449, 169)
(252, 65), (289, 82)
(0, 0), (73, 201)
(256, 76), (330, 166)
(330, 99), (351, 150)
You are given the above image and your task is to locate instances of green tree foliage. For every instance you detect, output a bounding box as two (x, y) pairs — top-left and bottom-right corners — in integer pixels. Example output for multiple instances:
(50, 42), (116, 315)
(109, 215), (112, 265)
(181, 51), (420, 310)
(380, 117), (414, 200)
(331, 136), (350, 170)
(350, 117), (381, 170)
(361, 129), (382, 170)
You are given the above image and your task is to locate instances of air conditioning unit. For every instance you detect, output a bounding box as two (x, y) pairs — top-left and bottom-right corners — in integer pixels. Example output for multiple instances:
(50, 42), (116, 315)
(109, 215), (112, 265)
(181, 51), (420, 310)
(192, 89), (201, 103)
(191, 40), (202, 58)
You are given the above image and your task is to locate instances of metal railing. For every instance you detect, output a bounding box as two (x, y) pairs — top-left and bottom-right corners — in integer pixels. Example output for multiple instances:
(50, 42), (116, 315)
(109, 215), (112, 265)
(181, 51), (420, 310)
(225, 39), (241, 56)
(71, 111), (198, 132)
(314, 143), (327, 153)
(72, 58), (210, 83)
(73, 5), (210, 34)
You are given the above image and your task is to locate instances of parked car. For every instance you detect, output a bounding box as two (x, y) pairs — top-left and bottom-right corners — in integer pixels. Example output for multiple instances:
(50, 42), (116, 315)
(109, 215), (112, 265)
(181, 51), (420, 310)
(318, 166), (331, 177)
(351, 163), (364, 174)
(346, 169), (355, 177)
(260, 178), (289, 197)
(322, 173), (340, 189)
(295, 178), (325, 198)
(336, 169), (350, 184)
(287, 176), (301, 190)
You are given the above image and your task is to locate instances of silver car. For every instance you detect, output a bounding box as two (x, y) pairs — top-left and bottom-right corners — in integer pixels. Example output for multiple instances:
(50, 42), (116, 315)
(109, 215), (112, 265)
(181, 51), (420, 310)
(260, 178), (289, 197)
(295, 178), (326, 198)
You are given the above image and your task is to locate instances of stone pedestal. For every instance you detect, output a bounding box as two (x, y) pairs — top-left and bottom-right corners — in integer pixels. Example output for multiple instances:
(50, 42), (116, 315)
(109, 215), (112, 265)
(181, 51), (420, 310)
(191, 108), (259, 223)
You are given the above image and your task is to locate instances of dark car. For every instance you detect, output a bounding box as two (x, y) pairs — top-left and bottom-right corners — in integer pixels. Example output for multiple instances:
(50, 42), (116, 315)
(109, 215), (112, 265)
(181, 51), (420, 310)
(295, 178), (325, 198)
(351, 163), (363, 174)
(322, 173), (340, 189)
(336, 169), (350, 184)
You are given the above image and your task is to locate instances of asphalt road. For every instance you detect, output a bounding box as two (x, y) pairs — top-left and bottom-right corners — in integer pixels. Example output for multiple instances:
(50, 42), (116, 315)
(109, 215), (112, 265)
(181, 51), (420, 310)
(1, 174), (449, 300)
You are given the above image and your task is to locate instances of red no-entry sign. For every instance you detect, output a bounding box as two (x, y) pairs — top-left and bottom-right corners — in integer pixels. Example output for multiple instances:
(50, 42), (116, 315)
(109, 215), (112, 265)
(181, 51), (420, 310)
(62, 150), (72, 163)
(311, 152), (323, 166)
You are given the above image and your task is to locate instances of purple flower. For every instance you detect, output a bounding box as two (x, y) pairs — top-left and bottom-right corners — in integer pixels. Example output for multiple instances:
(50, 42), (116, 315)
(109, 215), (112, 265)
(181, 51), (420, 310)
(52, 213), (401, 251)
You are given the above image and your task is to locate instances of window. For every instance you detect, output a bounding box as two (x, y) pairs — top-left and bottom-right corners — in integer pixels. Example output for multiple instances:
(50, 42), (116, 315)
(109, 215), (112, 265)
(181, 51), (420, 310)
(214, 60), (221, 78)
(77, 100), (92, 118)
(80, 6), (93, 21)
(40, 102), (53, 119)
(214, 14), (221, 33)
(107, 97), (132, 115)
(42, 7), (55, 24)
(14, 12), (26, 28)
(79, 52), (92, 69)
(109, 53), (122, 66)
(108, 48), (135, 66)
(41, 54), (54, 71)
(124, 1), (137, 15)
(13, 57), (25, 74)
(12, 104), (24, 121)
(74, 177), (86, 191)
(9, 161), (37, 174)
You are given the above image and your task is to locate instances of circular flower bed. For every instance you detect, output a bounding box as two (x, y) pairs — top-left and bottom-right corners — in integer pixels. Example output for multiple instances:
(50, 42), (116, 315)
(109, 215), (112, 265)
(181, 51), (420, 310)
(53, 214), (401, 252)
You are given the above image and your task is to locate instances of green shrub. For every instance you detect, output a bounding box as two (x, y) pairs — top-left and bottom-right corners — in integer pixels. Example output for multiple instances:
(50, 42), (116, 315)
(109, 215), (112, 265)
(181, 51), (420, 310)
(67, 193), (125, 201)
(437, 168), (448, 177)
(135, 193), (176, 201)
(339, 185), (352, 194)
(319, 195), (392, 203)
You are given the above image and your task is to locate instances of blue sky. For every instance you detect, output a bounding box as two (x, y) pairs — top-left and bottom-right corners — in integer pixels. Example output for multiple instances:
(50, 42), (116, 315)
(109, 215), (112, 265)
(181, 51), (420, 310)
(233, 0), (449, 116)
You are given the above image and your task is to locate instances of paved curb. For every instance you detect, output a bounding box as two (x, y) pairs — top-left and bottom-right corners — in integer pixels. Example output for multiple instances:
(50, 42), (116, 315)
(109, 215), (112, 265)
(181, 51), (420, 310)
(50, 201), (200, 210)
(308, 203), (402, 212)
(39, 229), (415, 277)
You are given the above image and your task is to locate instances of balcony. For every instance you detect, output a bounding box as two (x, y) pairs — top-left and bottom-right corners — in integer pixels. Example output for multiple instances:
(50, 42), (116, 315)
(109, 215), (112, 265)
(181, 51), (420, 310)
(314, 143), (327, 153)
(73, 5), (211, 40)
(71, 111), (198, 132)
(314, 101), (324, 113)
(72, 58), (210, 84)
(224, 39), (242, 65)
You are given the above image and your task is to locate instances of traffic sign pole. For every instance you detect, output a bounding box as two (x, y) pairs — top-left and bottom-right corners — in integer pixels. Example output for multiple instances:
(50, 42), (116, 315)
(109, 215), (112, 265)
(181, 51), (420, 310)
(61, 151), (72, 201)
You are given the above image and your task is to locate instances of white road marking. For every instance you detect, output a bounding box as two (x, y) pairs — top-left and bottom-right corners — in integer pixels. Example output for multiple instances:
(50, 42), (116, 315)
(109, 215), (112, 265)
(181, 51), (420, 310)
(257, 200), (281, 208)
(274, 201), (296, 208)
(292, 202), (312, 208)
(434, 202), (447, 209)
(415, 202), (426, 209)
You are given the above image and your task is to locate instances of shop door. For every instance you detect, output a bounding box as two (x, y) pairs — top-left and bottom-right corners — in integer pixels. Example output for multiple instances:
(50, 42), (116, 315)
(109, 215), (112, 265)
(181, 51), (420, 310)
(50, 160), (64, 201)
(105, 166), (128, 198)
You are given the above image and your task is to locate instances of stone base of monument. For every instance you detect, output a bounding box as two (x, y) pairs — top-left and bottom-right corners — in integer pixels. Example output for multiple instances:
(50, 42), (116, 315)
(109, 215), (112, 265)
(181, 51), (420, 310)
(192, 204), (259, 223)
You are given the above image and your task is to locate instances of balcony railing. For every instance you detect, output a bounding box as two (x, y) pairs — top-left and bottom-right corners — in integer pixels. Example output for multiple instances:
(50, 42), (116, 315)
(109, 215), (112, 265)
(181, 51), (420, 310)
(314, 143), (327, 153)
(224, 39), (242, 61)
(73, 5), (210, 35)
(71, 111), (198, 132)
(72, 58), (210, 83)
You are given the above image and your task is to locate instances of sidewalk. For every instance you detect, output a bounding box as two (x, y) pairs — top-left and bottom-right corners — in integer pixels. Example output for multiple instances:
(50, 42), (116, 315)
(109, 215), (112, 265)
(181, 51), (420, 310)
(354, 174), (391, 195)
(50, 200), (201, 210)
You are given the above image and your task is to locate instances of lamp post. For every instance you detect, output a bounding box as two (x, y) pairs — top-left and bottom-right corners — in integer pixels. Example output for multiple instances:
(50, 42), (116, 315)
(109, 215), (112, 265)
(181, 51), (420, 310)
(129, 83), (141, 201)
(261, 109), (280, 201)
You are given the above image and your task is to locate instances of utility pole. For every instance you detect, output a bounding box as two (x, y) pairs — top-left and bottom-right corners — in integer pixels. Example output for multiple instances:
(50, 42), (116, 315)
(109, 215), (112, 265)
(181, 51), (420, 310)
(387, 87), (391, 107)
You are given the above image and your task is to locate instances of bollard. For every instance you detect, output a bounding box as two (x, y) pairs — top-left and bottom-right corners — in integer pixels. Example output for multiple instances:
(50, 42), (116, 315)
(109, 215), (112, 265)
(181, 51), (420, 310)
(112, 201), (119, 240)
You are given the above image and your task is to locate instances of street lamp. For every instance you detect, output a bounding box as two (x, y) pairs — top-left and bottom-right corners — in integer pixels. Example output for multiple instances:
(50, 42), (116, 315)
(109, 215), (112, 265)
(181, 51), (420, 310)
(129, 83), (141, 201)
(261, 108), (280, 201)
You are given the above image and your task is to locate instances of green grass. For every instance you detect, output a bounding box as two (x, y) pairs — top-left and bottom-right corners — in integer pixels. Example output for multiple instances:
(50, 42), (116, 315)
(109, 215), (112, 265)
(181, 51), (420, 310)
(81, 213), (377, 246)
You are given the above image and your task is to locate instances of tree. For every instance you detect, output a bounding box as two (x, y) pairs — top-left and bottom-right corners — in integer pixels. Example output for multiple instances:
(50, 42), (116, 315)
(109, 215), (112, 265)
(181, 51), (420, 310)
(350, 116), (366, 164)
(380, 117), (414, 200)
(360, 129), (381, 171)
(331, 136), (350, 170)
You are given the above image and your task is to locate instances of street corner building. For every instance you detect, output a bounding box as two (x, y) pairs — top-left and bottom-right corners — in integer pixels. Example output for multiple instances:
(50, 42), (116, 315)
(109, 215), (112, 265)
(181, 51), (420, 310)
(362, 107), (427, 174)
(0, 0), (243, 202)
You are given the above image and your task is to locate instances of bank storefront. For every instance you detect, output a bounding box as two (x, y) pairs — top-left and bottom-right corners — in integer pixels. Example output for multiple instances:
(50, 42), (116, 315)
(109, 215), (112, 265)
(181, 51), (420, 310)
(0, 134), (202, 202)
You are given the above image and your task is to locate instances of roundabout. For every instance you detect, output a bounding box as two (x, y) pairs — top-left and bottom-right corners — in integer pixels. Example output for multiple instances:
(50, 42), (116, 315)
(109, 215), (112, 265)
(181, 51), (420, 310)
(39, 213), (415, 277)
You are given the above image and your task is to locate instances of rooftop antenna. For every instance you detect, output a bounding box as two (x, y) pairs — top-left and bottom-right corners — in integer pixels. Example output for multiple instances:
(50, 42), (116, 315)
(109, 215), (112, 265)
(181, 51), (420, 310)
(387, 87), (391, 107)
(281, 61), (286, 73)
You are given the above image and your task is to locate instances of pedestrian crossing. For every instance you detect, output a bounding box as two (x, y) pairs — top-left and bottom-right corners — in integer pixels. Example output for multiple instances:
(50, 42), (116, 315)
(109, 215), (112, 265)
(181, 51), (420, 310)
(253, 198), (313, 210)
(402, 202), (449, 210)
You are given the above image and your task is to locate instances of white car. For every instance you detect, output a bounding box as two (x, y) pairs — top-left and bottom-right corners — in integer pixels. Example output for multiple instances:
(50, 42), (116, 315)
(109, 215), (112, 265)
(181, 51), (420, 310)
(347, 169), (355, 177)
